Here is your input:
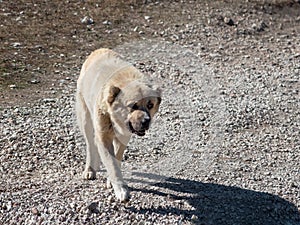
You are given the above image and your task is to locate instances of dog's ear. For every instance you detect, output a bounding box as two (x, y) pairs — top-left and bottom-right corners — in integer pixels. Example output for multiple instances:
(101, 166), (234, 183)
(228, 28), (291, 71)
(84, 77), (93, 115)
(154, 84), (162, 108)
(146, 83), (162, 97)
(155, 86), (162, 97)
(153, 85), (162, 102)
(150, 84), (162, 107)
(107, 86), (121, 104)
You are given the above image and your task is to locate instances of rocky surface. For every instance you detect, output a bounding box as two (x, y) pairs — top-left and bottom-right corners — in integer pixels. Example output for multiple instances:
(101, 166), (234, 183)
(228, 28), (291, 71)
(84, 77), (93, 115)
(1, 0), (300, 224)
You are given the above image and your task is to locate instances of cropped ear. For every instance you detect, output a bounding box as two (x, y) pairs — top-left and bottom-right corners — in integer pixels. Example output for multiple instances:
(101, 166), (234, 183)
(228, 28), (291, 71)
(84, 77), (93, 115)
(151, 84), (162, 107)
(107, 86), (121, 104)
(154, 86), (162, 97)
(146, 82), (162, 97)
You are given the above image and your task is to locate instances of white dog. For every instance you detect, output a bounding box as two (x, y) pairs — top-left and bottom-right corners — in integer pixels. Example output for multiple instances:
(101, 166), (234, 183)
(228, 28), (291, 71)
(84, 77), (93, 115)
(76, 49), (161, 202)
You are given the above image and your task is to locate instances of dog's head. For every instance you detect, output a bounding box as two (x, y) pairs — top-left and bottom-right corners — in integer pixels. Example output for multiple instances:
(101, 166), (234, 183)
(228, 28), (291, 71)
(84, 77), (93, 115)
(107, 80), (161, 136)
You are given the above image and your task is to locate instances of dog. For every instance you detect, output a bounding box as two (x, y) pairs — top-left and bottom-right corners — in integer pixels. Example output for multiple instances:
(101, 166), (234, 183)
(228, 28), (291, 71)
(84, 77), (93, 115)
(75, 48), (161, 202)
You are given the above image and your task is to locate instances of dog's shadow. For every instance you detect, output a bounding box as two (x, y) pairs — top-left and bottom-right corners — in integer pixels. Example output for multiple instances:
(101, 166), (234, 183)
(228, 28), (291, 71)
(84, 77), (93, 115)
(126, 172), (300, 225)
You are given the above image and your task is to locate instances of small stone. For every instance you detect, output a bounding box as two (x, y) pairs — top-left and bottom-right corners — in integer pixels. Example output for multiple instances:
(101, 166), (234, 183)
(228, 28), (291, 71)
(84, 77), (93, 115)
(133, 26), (139, 32)
(81, 16), (94, 25)
(191, 214), (198, 221)
(102, 20), (111, 25)
(252, 21), (267, 32)
(12, 42), (21, 48)
(43, 98), (56, 103)
(294, 53), (300, 58)
(30, 79), (40, 84)
(9, 84), (17, 89)
(87, 202), (99, 214)
(31, 207), (39, 215)
(224, 17), (234, 26)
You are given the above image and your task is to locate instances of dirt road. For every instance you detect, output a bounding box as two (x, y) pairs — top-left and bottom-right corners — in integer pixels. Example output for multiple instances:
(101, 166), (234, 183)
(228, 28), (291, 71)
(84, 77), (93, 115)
(1, 1), (299, 224)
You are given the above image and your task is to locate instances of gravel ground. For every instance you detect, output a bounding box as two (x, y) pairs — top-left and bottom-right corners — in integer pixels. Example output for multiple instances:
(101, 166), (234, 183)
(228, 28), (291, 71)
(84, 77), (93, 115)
(1, 1), (300, 224)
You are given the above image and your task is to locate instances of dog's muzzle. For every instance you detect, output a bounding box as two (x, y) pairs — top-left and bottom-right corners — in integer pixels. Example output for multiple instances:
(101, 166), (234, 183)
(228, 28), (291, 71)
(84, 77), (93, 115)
(128, 121), (146, 136)
(128, 116), (151, 136)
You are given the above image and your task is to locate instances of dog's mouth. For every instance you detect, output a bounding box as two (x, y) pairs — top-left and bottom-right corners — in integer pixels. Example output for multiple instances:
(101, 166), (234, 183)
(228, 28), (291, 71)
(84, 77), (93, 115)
(128, 122), (146, 136)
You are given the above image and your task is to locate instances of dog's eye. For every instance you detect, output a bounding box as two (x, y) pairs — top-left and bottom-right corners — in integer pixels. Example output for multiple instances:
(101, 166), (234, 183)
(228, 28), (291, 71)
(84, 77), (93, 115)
(130, 103), (138, 110)
(147, 101), (154, 110)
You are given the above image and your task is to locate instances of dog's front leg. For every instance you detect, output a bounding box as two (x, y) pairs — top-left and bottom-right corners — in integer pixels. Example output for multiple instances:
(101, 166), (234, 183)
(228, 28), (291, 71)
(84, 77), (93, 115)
(114, 136), (130, 167)
(96, 137), (130, 202)
(76, 93), (100, 180)
(105, 137), (130, 189)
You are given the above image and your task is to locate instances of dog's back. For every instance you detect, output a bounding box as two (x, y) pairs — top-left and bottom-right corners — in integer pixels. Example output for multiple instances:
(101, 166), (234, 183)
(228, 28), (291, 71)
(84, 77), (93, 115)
(77, 49), (147, 114)
(77, 49), (131, 113)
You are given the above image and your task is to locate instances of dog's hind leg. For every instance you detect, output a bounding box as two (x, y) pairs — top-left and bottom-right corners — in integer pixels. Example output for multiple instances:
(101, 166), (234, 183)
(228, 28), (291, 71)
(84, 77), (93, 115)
(76, 92), (100, 180)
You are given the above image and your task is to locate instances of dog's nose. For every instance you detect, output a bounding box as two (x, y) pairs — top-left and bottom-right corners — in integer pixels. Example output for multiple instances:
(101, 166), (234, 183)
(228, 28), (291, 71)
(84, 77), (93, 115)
(141, 117), (150, 129)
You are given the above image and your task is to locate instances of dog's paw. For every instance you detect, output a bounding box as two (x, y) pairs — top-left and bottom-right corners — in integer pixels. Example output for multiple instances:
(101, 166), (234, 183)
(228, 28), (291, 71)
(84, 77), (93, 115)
(113, 184), (130, 202)
(82, 167), (96, 180)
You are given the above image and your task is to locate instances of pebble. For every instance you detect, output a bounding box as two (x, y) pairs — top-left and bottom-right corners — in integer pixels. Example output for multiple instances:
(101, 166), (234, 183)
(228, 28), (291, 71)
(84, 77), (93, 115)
(224, 17), (234, 26)
(12, 42), (21, 48)
(9, 84), (17, 89)
(31, 207), (39, 215)
(252, 21), (267, 32)
(191, 214), (198, 221)
(81, 16), (94, 25)
(133, 26), (139, 32)
(103, 20), (111, 25)
(30, 79), (40, 84)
